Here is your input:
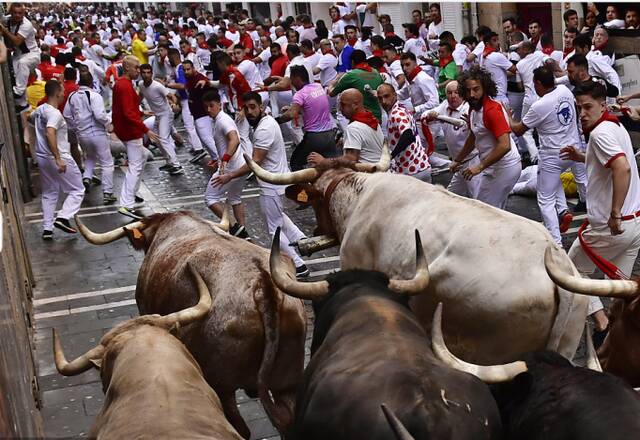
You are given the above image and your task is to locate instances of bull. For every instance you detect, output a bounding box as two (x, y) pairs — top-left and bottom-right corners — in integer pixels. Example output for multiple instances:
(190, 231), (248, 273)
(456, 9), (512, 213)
(53, 266), (243, 439)
(74, 210), (307, 438)
(245, 149), (637, 364)
(269, 228), (502, 440)
(432, 303), (640, 440)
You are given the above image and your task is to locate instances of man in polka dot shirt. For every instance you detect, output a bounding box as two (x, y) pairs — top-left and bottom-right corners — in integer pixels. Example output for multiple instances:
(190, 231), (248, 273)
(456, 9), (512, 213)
(377, 83), (431, 182)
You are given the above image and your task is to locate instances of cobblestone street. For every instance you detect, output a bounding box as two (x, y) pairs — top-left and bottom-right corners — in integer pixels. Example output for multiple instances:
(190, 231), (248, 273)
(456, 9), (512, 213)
(24, 137), (621, 438)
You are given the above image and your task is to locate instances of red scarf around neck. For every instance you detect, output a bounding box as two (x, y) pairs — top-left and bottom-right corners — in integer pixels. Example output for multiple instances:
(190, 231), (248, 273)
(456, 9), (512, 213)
(439, 55), (454, 67)
(563, 46), (573, 58)
(354, 62), (372, 72)
(348, 38), (358, 47)
(594, 40), (608, 52)
(482, 44), (497, 58)
(351, 109), (379, 130)
(541, 45), (554, 55)
(332, 16), (341, 23)
(372, 49), (383, 57)
(198, 41), (208, 49)
(585, 110), (619, 135)
(407, 65), (422, 82)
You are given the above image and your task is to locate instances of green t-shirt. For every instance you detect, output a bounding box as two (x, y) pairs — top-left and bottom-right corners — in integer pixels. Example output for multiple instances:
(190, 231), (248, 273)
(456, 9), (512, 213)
(332, 68), (384, 122)
(437, 60), (458, 101)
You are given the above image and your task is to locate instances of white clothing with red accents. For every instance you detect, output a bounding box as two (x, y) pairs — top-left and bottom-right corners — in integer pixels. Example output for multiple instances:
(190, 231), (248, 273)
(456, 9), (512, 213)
(386, 102), (430, 176)
(397, 70), (439, 116)
(481, 51), (513, 104)
(403, 37), (428, 64)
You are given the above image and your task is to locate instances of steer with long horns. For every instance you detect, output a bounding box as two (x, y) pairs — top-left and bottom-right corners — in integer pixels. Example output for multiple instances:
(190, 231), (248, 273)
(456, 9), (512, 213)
(270, 228), (502, 440)
(245, 148), (637, 364)
(431, 303), (640, 440)
(53, 265), (243, 439)
(74, 210), (306, 439)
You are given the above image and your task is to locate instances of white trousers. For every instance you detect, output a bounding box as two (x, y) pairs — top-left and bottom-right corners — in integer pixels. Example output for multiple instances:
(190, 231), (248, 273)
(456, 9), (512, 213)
(37, 156), (85, 231)
(78, 133), (114, 193)
(118, 138), (145, 209)
(476, 162), (522, 209)
(259, 194), (306, 267)
(236, 117), (253, 156)
(204, 171), (245, 206)
(448, 156), (481, 198)
(12, 52), (40, 100)
(568, 218), (640, 314)
(194, 116), (219, 161)
(180, 99), (203, 151)
(521, 102), (539, 161)
(537, 149), (583, 244)
(154, 113), (179, 166)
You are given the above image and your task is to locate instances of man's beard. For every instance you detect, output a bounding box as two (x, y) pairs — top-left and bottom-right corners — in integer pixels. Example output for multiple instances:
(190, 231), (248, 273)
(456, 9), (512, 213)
(468, 96), (483, 110)
(246, 113), (263, 127)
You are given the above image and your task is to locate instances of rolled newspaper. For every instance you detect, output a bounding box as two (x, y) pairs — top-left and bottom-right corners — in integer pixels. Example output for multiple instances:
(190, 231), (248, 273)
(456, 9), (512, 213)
(436, 114), (466, 128)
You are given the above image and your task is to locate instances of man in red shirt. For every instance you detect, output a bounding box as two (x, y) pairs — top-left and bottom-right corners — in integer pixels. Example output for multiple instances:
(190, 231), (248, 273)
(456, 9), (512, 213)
(213, 51), (251, 113)
(38, 54), (64, 81)
(112, 55), (159, 219)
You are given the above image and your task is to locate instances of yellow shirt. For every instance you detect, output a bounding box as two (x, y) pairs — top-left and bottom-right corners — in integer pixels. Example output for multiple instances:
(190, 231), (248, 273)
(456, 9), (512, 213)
(131, 38), (149, 64)
(26, 81), (46, 111)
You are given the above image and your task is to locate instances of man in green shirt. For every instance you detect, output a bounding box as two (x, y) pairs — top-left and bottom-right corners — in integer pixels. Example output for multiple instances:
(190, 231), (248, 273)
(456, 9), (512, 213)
(436, 42), (458, 101)
(328, 49), (384, 122)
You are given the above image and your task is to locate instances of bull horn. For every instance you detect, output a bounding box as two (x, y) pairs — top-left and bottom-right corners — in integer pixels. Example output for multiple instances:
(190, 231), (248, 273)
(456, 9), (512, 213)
(544, 247), (639, 298)
(159, 264), (212, 327)
(53, 328), (105, 376)
(244, 153), (319, 184)
(381, 404), (415, 440)
(388, 230), (430, 295)
(584, 323), (603, 372)
(269, 227), (330, 300)
(354, 141), (391, 173)
(431, 303), (528, 384)
(75, 215), (146, 245)
(206, 203), (230, 232)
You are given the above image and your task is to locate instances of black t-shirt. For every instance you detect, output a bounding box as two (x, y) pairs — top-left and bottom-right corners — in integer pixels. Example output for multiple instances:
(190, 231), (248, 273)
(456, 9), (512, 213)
(384, 34), (405, 52)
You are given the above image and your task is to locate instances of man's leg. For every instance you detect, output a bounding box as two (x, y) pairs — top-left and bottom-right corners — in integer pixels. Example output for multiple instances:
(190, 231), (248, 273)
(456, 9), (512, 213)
(289, 133), (312, 171)
(79, 136), (97, 182)
(520, 102), (539, 162)
(447, 171), (470, 197)
(92, 135), (115, 195)
(180, 100), (204, 152)
(194, 116), (219, 161)
(157, 113), (180, 166)
(13, 53), (39, 104)
(37, 157), (61, 233)
(570, 160), (588, 203)
(259, 194), (306, 268)
(118, 138), (145, 209)
(56, 158), (86, 222)
(476, 162), (521, 209)
(537, 151), (564, 244)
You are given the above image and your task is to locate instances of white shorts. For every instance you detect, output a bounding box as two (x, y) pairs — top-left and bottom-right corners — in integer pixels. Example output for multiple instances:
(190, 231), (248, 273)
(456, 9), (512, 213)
(204, 172), (245, 206)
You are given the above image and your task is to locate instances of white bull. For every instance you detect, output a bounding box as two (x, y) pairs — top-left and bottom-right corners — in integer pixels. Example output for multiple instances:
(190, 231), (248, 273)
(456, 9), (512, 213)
(245, 149), (638, 364)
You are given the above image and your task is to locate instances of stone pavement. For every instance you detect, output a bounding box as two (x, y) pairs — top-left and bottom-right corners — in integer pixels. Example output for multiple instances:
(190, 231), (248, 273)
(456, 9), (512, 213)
(23, 135), (629, 438)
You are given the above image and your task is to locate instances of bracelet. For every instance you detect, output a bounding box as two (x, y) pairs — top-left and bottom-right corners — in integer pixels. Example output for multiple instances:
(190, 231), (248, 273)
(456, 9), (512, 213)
(222, 153), (231, 162)
(611, 215), (622, 219)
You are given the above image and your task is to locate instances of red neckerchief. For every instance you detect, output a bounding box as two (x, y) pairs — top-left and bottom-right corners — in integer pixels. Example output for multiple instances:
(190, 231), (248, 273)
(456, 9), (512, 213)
(378, 65), (387, 73)
(228, 26), (237, 34)
(482, 44), (497, 58)
(351, 109), (379, 130)
(530, 36), (540, 47)
(407, 65), (422, 82)
(451, 39), (458, 46)
(88, 38), (98, 46)
(198, 41), (208, 49)
(584, 110), (620, 135)
(541, 45), (554, 55)
(183, 47), (192, 55)
(594, 40), (608, 52)
(354, 62), (372, 72)
(415, 20), (423, 28)
(563, 47), (573, 58)
(332, 16), (341, 23)
(348, 38), (358, 47)
(303, 24), (313, 29)
(439, 55), (454, 67)
(75, 54), (86, 61)
(372, 49), (383, 57)
(393, 55), (401, 62)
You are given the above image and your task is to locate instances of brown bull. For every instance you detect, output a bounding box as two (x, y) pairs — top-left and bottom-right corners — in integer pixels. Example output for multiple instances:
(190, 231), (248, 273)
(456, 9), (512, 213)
(53, 265), (243, 439)
(74, 210), (307, 438)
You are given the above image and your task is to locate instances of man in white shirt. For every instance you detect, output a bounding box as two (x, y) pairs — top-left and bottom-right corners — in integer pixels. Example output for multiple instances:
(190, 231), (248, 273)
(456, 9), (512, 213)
(427, 4), (444, 51)
(561, 81), (640, 334)
(424, 81), (481, 198)
(233, 43), (263, 91)
(480, 32), (516, 106)
(138, 64), (183, 175)
(382, 45), (406, 89)
(63, 71), (117, 204)
(510, 66), (588, 244)
(402, 23), (428, 67)
(251, 35), (273, 81)
(211, 91), (309, 277)
(571, 33), (621, 96)
(29, 80), (85, 239)
(1, 3), (41, 107)
(202, 90), (250, 239)
(314, 39), (338, 87)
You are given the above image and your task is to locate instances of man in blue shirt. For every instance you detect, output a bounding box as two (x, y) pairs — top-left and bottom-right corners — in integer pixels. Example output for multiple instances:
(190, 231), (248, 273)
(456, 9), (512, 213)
(332, 34), (354, 73)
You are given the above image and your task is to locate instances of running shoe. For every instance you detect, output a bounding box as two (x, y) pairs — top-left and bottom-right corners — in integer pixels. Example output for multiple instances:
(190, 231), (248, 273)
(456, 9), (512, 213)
(134, 195), (144, 203)
(558, 211), (574, 233)
(189, 150), (207, 163)
(103, 193), (117, 204)
(82, 177), (92, 191)
(118, 207), (144, 220)
(91, 176), (102, 186)
(159, 163), (172, 171)
(42, 230), (53, 241)
(53, 218), (77, 234)
(573, 201), (587, 213)
(296, 264), (310, 278)
(168, 165), (185, 175)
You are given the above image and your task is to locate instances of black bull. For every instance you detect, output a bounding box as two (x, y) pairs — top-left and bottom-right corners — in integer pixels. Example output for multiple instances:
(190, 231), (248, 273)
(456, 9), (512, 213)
(290, 270), (502, 440)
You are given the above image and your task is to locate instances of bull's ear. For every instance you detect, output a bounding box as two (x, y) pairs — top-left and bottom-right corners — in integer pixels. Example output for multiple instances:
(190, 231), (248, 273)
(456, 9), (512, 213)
(124, 227), (146, 250)
(89, 357), (103, 369)
(285, 184), (314, 205)
(168, 322), (182, 339)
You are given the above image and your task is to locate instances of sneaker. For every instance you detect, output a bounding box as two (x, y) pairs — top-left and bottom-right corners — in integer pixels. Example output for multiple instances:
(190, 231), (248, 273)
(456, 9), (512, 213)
(558, 210), (573, 233)
(42, 230), (53, 241)
(573, 201), (587, 213)
(168, 165), (184, 175)
(103, 192), (117, 204)
(232, 224), (248, 238)
(82, 177), (91, 191)
(118, 207), (144, 220)
(189, 150), (207, 163)
(53, 218), (77, 234)
(91, 176), (102, 186)
(296, 264), (310, 278)
(159, 163), (172, 171)
(134, 195), (144, 203)
(229, 223), (240, 236)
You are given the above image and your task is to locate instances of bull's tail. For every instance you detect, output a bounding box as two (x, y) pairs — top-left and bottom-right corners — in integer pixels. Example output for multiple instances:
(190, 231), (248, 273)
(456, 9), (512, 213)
(254, 265), (289, 435)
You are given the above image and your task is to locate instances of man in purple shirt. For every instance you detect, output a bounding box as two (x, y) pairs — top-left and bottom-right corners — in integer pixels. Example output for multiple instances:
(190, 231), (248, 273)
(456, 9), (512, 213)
(276, 65), (338, 170)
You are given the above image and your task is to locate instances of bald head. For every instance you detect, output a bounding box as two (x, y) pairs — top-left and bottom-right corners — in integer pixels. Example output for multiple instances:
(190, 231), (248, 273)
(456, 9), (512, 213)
(340, 88), (365, 119)
(122, 55), (141, 80)
(377, 83), (397, 112)
(445, 80), (463, 108)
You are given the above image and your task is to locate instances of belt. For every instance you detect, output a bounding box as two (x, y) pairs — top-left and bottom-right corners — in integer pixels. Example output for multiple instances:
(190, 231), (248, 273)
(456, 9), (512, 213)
(620, 210), (640, 221)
